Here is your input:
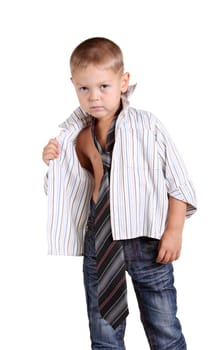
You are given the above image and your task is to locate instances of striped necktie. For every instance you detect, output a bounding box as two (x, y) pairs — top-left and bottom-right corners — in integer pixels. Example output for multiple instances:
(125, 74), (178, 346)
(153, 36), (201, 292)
(91, 117), (129, 329)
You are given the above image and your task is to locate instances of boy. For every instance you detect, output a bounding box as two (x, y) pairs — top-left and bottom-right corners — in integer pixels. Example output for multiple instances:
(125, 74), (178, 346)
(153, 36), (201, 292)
(42, 37), (197, 350)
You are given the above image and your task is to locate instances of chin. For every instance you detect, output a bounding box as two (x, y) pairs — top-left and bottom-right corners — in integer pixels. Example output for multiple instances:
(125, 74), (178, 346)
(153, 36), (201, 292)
(89, 111), (106, 119)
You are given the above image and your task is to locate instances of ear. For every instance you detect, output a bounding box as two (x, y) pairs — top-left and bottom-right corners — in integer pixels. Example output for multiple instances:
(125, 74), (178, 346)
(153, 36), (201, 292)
(121, 72), (130, 93)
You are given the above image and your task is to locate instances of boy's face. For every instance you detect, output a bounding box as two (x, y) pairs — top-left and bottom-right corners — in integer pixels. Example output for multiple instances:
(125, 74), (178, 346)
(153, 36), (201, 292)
(71, 64), (130, 120)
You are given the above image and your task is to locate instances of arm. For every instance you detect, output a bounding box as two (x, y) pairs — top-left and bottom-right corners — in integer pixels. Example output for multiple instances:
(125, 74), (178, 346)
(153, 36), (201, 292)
(156, 196), (187, 264)
(42, 138), (60, 165)
(155, 117), (197, 217)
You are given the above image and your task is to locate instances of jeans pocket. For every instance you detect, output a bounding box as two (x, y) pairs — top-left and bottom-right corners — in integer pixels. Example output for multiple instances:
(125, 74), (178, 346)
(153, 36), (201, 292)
(138, 237), (160, 265)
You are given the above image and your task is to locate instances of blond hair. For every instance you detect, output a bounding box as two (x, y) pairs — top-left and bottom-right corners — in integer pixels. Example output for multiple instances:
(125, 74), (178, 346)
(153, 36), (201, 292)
(70, 37), (124, 75)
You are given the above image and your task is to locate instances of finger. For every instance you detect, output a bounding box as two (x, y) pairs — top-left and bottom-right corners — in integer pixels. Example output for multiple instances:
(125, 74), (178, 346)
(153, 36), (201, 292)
(163, 252), (174, 264)
(48, 138), (59, 147)
(42, 149), (58, 164)
(43, 145), (59, 155)
(156, 248), (166, 263)
(156, 248), (177, 264)
(42, 151), (58, 163)
(158, 253), (171, 264)
(42, 141), (59, 159)
(43, 141), (59, 152)
(161, 250), (181, 264)
(174, 250), (181, 261)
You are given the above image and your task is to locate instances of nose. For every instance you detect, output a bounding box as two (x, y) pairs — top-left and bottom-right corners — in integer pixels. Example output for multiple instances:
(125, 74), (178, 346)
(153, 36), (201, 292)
(89, 88), (100, 101)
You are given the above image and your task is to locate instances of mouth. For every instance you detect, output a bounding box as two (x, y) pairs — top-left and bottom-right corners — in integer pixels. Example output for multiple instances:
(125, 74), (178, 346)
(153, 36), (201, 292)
(90, 106), (104, 110)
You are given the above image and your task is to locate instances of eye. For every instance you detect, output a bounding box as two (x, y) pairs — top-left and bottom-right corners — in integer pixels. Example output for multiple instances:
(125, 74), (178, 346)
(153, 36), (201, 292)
(79, 86), (88, 92)
(100, 84), (109, 90)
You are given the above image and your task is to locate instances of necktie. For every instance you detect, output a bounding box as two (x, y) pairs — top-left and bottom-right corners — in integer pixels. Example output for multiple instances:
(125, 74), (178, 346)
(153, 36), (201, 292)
(91, 117), (129, 329)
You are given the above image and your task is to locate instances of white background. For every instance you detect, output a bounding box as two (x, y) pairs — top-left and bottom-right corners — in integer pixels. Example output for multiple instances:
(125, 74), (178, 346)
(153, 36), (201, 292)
(0, 0), (219, 349)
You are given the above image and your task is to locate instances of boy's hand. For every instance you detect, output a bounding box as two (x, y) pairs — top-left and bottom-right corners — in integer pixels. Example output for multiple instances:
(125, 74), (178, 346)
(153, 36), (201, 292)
(42, 138), (60, 165)
(156, 229), (182, 264)
(156, 197), (186, 264)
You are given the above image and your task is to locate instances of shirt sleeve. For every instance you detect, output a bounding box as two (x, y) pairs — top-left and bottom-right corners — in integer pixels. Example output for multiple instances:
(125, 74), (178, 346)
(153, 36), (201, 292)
(155, 117), (197, 218)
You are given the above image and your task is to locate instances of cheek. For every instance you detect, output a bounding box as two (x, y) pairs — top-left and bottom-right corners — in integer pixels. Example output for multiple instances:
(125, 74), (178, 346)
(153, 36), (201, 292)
(77, 94), (87, 106)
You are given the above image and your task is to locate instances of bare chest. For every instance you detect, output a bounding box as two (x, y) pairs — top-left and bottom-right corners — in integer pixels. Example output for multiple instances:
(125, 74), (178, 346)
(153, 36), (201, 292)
(89, 148), (105, 202)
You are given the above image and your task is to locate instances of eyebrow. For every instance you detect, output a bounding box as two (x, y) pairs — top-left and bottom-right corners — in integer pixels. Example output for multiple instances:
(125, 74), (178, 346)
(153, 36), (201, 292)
(74, 80), (113, 87)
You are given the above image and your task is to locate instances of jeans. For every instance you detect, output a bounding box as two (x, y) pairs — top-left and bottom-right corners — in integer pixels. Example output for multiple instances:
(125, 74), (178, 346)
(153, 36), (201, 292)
(83, 229), (187, 350)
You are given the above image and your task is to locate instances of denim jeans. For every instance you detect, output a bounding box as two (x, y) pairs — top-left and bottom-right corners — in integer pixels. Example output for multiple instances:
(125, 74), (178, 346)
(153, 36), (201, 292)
(83, 229), (187, 350)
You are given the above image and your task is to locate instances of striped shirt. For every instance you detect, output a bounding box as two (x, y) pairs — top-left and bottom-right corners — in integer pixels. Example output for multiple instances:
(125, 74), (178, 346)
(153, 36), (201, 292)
(44, 90), (197, 256)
